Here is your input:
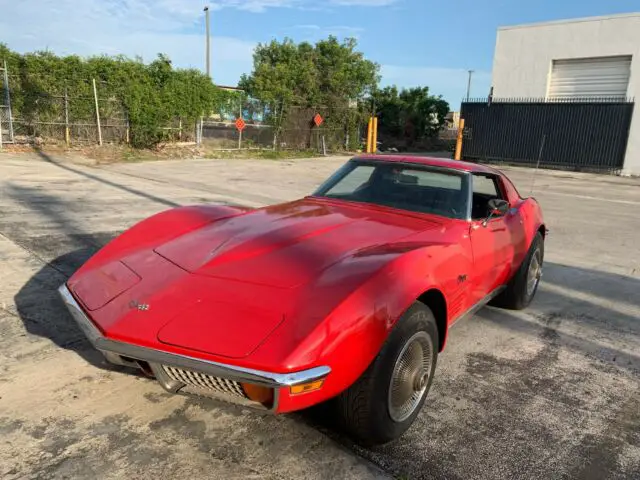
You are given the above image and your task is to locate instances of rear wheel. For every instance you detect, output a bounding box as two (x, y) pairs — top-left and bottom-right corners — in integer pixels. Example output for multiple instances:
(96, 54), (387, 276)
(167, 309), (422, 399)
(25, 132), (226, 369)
(336, 302), (438, 446)
(493, 232), (544, 310)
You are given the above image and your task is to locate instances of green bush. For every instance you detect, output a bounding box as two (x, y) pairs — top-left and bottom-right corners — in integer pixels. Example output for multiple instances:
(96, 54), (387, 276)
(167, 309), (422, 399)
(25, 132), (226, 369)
(0, 45), (233, 148)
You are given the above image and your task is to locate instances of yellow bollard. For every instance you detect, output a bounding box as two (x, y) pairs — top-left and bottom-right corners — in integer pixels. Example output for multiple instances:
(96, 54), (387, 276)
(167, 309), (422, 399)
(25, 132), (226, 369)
(372, 117), (378, 153)
(454, 118), (465, 160)
(366, 117), (374, 153)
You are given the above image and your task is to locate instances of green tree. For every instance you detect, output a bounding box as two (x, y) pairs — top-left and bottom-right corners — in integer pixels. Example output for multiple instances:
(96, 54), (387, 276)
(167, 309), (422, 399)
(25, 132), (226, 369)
(239, 36), (379, 107)
(372, 86), (449, 145)
(239, 36), (379, 149)
(0, 44), (228, 147)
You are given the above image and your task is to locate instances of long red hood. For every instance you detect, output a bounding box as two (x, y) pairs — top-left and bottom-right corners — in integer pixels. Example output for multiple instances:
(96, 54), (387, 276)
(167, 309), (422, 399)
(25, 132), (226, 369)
(70, 198), (447, 361)
(154, 198), (443, 288)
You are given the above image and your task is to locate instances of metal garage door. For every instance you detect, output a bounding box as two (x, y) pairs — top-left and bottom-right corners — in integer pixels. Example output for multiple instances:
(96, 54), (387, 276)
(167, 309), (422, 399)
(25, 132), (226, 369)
(547, 56), (632, 99)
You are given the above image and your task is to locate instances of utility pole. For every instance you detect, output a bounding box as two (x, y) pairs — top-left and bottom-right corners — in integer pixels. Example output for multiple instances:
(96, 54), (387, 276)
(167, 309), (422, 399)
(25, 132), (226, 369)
(466, 70), (474, 101)
(204, 6), (211, 79)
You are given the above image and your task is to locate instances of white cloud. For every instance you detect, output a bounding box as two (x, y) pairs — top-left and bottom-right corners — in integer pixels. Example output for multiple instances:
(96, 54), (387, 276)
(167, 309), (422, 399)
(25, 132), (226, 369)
(292, 24), (365, 38)
(0, 0), (398, 87)
(329, 0), (398, 5)
(381, 65), (493, 107)
(0, 0), (256, 86)
(294, 24), (323, 30)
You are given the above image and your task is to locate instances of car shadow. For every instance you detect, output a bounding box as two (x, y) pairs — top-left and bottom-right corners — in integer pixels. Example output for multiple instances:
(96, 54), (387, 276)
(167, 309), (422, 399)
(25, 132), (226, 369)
(6, 150), (640, 479)
(13, 244), (135, 372)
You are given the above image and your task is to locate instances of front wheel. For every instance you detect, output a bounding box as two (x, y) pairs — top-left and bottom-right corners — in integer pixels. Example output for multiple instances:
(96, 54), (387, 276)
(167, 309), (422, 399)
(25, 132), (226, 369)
(493, 232), (544, 310)
(336, 302), (439, 446)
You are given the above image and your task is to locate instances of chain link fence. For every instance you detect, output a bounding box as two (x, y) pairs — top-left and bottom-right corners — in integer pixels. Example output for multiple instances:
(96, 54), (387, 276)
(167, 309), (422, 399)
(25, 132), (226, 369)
(1, 63), (14, 145)
(2, 71), (130, 146)
(9, 91), (128, 145)
(1, 66), (368, 153)
(201, 97), (366, 153)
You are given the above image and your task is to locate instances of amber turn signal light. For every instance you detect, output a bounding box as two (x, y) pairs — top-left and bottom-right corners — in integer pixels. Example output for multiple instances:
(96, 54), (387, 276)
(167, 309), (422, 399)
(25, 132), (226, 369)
(289, 379), (325, 395)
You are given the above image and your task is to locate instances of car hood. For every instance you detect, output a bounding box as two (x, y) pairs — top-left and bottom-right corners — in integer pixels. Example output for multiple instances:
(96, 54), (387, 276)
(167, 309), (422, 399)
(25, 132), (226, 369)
(154, 198), (444, 289)
(71, 198), (446, 360)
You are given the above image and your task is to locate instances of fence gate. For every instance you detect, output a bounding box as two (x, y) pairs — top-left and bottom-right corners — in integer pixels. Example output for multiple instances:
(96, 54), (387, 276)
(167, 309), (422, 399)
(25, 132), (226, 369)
(0, 61), (15, 145)
(460, 98), (635, 172)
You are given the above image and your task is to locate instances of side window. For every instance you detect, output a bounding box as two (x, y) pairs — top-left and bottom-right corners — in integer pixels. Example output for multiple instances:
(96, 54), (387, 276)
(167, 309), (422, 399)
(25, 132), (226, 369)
(473, 175), (501, 197)
(472, 174), (504, 219)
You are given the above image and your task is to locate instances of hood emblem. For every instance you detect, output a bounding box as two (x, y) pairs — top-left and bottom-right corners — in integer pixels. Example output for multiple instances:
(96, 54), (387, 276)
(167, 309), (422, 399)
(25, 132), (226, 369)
(129, 300), (150, 311)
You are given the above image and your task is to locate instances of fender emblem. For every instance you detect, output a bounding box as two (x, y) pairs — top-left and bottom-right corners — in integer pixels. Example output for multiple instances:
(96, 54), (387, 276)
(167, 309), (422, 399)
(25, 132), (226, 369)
(129, 300), (150, 311)
(458, 274), (468, 284)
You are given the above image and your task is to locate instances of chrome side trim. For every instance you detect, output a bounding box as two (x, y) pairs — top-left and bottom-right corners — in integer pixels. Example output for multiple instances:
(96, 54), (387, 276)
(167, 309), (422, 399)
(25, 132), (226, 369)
(450, 285), (505, 327)
(58, 284), (331, 388)
(58, 284), (103, 343)
(465, 172), (473, 222)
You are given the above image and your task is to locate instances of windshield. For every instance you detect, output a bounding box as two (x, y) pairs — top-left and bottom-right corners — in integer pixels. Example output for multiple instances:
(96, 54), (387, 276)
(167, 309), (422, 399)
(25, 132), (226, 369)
(313, 160), (470, 220)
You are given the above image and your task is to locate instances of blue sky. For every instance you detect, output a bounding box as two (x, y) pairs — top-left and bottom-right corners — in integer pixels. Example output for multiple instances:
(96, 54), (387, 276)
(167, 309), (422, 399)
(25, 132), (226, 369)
(1, 0), (639, 107)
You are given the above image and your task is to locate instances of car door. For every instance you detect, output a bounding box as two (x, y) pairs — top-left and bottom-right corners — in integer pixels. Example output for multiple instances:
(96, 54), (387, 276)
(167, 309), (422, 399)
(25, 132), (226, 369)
(468, 174), (523, 303)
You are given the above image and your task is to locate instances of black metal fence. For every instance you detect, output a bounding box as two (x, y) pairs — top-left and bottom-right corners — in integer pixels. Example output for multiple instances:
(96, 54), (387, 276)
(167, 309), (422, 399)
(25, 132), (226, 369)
(460, 97), (635, 172)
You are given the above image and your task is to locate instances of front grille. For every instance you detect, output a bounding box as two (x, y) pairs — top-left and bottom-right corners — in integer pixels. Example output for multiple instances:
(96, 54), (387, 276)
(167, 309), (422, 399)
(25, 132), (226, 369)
(161, 365), (248, 398)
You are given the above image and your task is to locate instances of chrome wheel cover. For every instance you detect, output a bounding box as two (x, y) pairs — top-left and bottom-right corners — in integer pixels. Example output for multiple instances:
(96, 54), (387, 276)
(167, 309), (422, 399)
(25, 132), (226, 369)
(527, 248), (543, 297)
(388, 330), (433, 423)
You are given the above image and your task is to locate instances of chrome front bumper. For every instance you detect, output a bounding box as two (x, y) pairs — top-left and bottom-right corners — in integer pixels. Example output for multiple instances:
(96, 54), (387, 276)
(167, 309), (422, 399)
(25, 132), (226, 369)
(58, 284), (330, 410)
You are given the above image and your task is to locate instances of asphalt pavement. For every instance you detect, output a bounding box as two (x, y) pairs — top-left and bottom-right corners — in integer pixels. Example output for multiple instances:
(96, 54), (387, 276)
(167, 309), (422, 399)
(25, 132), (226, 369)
(0, 151), (638, 479)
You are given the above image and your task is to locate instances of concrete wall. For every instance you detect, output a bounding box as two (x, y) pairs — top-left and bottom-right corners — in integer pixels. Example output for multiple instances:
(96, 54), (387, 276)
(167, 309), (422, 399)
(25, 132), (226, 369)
(492, 13), (640, 175)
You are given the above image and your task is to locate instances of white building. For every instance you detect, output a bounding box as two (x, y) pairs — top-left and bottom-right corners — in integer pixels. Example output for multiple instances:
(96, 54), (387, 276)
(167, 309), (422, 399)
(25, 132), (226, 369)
(492, 13), (640, 175)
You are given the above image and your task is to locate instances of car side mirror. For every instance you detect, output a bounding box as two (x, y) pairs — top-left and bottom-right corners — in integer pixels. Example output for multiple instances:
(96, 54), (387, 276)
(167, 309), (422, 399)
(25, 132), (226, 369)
(483, 199), (509, 226)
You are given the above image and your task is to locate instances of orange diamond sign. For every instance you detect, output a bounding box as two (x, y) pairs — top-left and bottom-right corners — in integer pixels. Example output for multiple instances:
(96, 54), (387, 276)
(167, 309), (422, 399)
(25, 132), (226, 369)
(313, 113), (324, 127)
(235, 118), (246, 131)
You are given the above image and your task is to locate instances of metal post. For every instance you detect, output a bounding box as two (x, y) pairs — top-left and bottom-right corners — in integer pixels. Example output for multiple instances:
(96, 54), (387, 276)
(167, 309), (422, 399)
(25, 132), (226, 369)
(179, 118), (182, 141)
(454, 118), (465, 160)
(0, 115), (3, 150)
(238, 103), (242, 149)
(92, 79), (103, 146)
(64, 87), (70, 146)
(204, 6), (211, 79)
(3, 60), (14, 143)
(466, 70), (474, 101)
(125, 113), (130, 144)
(372, 117), (378, 153)
(196, 116), (203, 145)
(366, 117), (373, 153)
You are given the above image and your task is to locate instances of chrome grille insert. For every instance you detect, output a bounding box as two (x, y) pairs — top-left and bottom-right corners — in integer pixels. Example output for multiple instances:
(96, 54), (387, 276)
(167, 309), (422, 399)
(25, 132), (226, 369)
(161, 365), (248, 398)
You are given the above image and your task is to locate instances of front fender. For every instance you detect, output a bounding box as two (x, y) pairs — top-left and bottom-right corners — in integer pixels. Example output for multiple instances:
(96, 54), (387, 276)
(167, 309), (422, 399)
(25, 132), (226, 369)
(254, 240), (469, 411)
(520, 198), (546, 248)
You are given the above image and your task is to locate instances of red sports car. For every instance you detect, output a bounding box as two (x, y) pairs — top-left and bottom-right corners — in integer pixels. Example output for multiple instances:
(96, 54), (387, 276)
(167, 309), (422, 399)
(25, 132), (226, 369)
(59, 155), (545, 445)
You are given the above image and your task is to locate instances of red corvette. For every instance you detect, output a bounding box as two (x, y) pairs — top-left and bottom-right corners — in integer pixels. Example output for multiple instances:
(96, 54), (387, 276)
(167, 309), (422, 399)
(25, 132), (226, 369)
(59, 155), (545, 445)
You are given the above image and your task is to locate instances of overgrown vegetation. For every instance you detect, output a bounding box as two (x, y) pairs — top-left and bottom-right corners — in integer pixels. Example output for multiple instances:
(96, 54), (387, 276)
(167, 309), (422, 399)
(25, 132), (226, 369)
(239, 36), (379, 150)
(239, 37), (450, 150)
(2, 37), (450, 151)
(372, 86), (450, 146)
(0, 44), (238, 147)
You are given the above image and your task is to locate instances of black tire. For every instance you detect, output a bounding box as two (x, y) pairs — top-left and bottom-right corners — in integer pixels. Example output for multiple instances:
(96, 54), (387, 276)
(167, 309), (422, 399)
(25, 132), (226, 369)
(336, 302), (439, 446)
(492, 232), (544, 310)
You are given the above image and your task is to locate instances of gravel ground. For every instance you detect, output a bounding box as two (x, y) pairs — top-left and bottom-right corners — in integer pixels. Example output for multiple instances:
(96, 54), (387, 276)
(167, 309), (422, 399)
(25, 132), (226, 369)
(0, 151), (638, 479)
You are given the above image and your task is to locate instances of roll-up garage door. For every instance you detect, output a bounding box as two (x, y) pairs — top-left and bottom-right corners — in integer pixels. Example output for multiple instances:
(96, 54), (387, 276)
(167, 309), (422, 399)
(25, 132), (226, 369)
(547, 56), (632, 99)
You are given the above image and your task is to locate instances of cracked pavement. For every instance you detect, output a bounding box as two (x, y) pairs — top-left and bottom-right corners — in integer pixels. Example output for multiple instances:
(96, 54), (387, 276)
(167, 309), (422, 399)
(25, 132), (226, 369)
(0, 151), (638, 479)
